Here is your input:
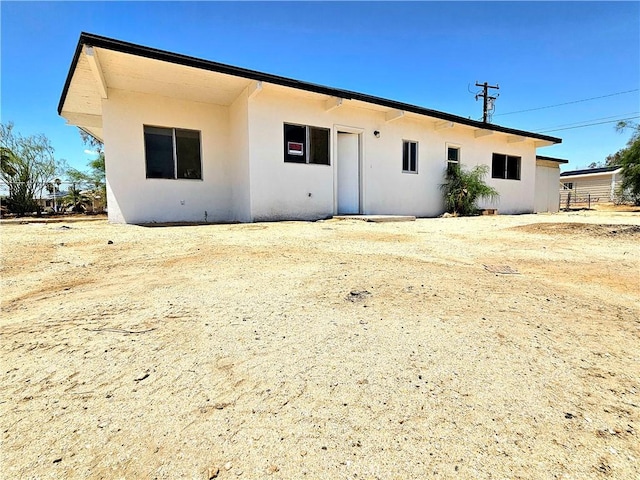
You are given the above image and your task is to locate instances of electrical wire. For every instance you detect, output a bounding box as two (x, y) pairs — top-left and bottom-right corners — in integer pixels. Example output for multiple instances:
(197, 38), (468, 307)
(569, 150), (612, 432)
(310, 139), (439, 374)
(532, 112), (639, 131)
(494, 89), (639, 116)
(536, 115), (640, 133)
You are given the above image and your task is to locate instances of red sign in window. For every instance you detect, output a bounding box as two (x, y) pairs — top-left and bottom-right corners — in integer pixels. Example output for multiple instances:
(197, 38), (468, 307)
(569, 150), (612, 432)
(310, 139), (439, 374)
(288, 142), (304, 156)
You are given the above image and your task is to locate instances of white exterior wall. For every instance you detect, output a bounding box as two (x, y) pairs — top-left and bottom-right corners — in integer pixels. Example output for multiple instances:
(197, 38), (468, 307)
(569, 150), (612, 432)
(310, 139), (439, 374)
(246, 87), (538, 220)
(535, 164), (561, 213)
(100, 86), (540, 223)
(229, 89), (251, 222)
(247, 91), (335, 221)
(436, 129), (537, 215)
(102, 89), (246, 223)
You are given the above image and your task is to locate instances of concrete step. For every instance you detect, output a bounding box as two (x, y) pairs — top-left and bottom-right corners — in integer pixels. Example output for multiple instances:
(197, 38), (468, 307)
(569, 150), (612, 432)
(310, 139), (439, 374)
(332, 215), (416, 223)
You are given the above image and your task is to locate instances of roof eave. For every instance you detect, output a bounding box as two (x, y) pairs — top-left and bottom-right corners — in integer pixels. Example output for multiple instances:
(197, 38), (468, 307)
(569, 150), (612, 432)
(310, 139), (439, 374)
(560, 167), (622, 178)
(536, 155), (569, 164)
(58, 32), (562, 145)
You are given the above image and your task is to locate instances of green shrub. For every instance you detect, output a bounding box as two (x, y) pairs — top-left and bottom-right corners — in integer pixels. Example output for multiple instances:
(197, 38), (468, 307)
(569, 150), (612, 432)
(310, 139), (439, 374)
(440, 164), (499, 215)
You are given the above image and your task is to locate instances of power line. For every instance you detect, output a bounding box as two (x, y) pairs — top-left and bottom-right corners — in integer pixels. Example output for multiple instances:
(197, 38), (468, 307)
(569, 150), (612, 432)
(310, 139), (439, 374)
(533, 112), (639, 131)
(536, 115), (640, 133)
(494, 89), (639, 116)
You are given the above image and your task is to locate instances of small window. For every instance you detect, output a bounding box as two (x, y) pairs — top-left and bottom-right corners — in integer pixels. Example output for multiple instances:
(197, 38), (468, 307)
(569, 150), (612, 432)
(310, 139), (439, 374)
(447, 146), (460, 175)
(144, 126), (202, 179)
(562, 182), (573, 190)
(284, 124), (330, 165)
(402, 140), (418, 173)
(491, 153), (521, 180)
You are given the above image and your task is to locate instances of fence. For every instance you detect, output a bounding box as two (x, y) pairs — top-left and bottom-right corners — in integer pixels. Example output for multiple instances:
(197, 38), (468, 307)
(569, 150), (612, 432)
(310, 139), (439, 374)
(559, 190), (599, 210)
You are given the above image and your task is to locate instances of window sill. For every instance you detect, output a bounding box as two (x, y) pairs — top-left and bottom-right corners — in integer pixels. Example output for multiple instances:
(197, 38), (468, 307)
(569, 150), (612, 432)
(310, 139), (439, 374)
(146, 177), (204, 181)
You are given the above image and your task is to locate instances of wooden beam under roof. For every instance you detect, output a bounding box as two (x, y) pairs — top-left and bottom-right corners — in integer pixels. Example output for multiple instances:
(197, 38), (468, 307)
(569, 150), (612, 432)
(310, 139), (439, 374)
(84, 46), (108, 99)
(385, 109), (404, 123)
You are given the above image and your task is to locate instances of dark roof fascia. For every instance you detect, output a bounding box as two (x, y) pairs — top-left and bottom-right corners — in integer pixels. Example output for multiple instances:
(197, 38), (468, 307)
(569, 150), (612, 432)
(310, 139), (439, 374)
(59, 32), (561, 144)
(560, 165), (621, 177)
(58, 37), (87, 115)
(536, 155), (569, 164)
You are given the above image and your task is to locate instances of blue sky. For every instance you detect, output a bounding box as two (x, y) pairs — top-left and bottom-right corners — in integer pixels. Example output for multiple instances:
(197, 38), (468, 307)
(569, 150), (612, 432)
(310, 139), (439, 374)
(1, 1), (639, 173)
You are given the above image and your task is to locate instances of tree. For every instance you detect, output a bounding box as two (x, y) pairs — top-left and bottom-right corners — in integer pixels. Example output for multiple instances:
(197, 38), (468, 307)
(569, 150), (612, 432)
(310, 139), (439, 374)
(588, 151), (623, 169)
(63, 183), (90, 212)
(44, 179), (62, 212)
(615, 121), (640, 205)
(604, 150), (624, 167)
(440, 164), (499, 216)
(78, 130), (106, 212)
(0, 123), (57, 216)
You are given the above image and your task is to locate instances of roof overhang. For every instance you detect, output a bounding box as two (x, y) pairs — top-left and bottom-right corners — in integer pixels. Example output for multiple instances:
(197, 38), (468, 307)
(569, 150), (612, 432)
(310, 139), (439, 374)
(560, 167), (622, 179)
(536, 155), (569, 164)
(59, 32), (563, 146)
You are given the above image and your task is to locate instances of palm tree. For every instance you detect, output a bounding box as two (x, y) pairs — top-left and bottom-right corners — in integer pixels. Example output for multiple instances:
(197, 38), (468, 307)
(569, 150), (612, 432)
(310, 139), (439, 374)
(63, 183), (90, 213)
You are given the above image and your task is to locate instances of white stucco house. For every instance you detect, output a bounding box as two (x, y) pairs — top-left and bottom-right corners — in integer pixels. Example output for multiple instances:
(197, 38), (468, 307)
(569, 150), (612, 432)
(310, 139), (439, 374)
(58, 33), (564, 224)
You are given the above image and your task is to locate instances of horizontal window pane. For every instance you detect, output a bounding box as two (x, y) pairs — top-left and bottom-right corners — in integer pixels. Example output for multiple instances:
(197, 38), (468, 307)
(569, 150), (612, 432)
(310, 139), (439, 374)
(506, 155), (520, 180)
(144, 127), (174, 179)
(284, 124), (306, 163)
(492, 153), (505, 179)
(309, 127), (330, 165)
(447, 147), (459, 162)
(176, 129), (202, 179)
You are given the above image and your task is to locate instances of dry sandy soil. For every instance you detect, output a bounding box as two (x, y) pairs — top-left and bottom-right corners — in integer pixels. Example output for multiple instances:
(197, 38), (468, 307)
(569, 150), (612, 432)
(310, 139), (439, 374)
(1, 210), (639, 479)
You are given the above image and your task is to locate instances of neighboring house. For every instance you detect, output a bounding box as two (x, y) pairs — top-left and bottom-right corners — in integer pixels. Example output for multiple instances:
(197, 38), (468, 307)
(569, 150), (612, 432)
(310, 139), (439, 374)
(58, 33), (562, 224)
(535, 155), (569, 213)
(559, 166), (623, 205)
(37, 190), (67, 211)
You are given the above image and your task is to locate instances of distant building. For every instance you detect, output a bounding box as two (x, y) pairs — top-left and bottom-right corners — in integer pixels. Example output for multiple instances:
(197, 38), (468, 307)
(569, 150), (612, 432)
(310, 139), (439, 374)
(559, 166), (623, 205)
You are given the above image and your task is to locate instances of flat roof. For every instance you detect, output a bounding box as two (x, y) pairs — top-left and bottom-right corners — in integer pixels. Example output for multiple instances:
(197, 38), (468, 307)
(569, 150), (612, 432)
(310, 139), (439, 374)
(58, 32), (562, 145)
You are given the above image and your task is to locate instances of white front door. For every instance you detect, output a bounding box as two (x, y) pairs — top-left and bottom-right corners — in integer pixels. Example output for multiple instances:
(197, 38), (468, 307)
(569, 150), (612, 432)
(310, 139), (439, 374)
(337, 132), (360, 214)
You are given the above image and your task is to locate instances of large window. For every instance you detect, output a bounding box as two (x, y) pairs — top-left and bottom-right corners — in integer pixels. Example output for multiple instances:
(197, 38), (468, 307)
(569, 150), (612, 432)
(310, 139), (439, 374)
(402, 140), (418, 173)
(491, 153), (521, 180)
(284, 123), (330, 165)
(144, 126), (202, 179)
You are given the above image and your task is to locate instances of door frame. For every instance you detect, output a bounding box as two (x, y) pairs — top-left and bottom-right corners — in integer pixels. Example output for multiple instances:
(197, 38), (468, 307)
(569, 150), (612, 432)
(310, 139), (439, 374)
(333, 124), (364, 215)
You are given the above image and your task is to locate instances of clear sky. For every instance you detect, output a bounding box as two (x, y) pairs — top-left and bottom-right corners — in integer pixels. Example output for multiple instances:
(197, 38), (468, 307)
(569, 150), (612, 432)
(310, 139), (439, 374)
(1, 1), (639, 173)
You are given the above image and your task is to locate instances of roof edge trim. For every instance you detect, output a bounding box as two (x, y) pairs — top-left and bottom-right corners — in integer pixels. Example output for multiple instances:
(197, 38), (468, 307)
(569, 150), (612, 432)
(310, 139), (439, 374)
(58, 32), (562, 144)
(560, 166), (622, 177)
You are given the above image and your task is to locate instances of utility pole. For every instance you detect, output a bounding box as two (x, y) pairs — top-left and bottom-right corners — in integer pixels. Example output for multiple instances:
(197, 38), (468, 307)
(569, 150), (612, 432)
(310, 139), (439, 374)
(475, 81), (500, 123)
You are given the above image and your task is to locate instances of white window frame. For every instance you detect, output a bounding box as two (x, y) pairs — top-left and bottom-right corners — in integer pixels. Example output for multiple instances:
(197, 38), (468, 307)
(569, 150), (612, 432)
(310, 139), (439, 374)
(402, 140), (419, 174)
(446, 143), (461, 174)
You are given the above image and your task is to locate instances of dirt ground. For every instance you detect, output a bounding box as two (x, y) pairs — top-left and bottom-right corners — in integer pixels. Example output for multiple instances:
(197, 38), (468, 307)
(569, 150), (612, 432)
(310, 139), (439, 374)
(1, 210), (639, 479)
